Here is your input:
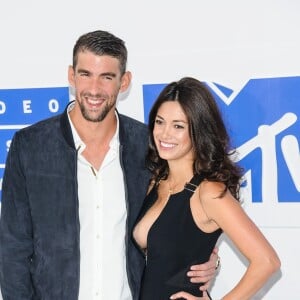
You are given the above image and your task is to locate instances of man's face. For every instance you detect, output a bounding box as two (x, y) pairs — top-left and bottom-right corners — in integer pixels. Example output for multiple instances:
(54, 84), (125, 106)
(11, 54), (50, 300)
(68, 50), (130, 122)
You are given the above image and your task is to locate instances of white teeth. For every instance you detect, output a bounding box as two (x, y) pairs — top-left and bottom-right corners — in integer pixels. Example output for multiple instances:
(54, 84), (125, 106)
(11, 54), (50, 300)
(89, 99), (100, 104)
(86, 98), (103, 105)
(160, 141), (175, 148)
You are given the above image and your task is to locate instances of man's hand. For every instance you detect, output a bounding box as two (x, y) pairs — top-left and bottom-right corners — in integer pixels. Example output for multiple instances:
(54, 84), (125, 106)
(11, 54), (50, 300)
(170, 290), (210, 299)
(170, 248), (219, 299)
(187, 247), (219, 291)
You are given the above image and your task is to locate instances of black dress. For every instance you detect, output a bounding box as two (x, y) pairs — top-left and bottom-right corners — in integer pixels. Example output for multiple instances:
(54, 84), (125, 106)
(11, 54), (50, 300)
(135, 174), (222, 300)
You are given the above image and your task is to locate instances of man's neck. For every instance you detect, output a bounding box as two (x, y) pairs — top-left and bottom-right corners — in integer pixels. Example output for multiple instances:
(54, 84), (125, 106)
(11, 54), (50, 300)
(69, 108), (118, 170)
(70, 108), (117, 146)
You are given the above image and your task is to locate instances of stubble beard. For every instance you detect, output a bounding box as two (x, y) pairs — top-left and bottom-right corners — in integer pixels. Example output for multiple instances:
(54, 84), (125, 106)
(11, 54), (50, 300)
(78, 94), (116, 123)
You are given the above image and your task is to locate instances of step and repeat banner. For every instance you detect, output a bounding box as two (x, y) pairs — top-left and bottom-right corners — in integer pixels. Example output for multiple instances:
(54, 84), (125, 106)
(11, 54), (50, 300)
(1, 1), (300, 298)
(0, 88), (70, 179)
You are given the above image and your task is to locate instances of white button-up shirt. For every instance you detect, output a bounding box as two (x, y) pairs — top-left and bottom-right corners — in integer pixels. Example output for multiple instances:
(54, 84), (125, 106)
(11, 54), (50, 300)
(68, 105), (131, 300)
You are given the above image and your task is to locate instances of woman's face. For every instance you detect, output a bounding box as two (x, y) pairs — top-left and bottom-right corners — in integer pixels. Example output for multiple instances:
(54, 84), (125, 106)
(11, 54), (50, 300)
(153, 101), (194, 164)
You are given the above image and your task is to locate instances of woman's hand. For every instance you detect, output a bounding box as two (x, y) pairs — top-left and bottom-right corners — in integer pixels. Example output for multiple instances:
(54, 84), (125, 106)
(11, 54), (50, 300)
(170, 290), (210, 299)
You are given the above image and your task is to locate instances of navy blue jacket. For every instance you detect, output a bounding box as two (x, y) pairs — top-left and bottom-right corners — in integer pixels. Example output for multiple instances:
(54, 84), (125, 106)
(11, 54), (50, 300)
(0, 104), (150, 299)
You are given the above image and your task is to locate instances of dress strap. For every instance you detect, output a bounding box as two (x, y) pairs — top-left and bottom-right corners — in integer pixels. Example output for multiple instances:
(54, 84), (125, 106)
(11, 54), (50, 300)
(184, 173), (206, 194)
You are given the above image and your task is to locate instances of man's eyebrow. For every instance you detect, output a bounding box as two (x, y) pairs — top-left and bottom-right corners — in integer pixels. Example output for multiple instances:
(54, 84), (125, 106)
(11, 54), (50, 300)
(100, 72), (117, 77)
(77, 68), (90, 74)
(76, 69), (117, 77)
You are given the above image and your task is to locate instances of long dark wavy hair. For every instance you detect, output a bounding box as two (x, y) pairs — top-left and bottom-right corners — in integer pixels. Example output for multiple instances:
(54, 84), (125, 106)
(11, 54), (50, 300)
(146, 77), (243, 200)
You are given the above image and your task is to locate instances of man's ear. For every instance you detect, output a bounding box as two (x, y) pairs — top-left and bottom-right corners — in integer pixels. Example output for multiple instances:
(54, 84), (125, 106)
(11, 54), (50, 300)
(120, 71), (132, 92)
(68, 65), (75, 87)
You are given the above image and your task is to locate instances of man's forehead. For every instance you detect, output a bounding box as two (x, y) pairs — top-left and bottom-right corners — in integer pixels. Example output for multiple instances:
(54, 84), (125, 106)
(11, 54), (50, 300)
(76, 51), (120, 68)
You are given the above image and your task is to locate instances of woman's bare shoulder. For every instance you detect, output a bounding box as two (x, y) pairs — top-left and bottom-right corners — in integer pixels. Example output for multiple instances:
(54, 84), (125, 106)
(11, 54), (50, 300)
(199, 180), (227, 199)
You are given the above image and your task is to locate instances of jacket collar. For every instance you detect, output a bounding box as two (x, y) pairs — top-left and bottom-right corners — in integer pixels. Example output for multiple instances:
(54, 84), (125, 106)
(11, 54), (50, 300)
(60, 101), (123, 150)
(60, 101), (76, 149)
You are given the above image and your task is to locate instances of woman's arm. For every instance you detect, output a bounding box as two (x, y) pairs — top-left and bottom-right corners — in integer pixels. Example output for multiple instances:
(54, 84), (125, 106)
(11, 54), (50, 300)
(201, 181), (281, 299)
(170, 181), (280, 300)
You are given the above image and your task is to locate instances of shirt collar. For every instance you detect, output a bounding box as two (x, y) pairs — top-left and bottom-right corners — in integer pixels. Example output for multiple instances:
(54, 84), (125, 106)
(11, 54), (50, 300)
(67, 103), (120, 154)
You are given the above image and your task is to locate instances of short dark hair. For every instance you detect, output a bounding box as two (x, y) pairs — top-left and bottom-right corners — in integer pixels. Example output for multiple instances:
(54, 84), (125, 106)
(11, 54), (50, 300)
(72, 30), (127, 74)
(146, 77), (243, 200)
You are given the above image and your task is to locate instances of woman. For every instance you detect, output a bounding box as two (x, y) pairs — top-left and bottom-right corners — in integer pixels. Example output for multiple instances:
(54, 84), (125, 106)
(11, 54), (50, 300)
(133, 77), (280, 299)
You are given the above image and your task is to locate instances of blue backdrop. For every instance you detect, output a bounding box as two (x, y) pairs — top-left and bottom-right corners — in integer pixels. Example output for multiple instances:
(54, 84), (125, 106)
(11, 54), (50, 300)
(0, 87), (70, 200)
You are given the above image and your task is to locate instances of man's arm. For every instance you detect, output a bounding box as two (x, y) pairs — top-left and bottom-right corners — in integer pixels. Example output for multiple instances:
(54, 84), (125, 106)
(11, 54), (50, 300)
(0, 134), (34, 299)
(187, 247), (220, 291)
(169, 248), (220, 300)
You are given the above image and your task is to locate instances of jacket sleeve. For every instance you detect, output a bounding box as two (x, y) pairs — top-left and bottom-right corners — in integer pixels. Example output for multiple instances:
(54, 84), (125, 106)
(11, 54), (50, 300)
(0, 133), (35, 299)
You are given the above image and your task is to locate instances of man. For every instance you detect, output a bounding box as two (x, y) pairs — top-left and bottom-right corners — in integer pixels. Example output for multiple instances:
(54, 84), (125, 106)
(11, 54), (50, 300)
(0, 30), (218, 300)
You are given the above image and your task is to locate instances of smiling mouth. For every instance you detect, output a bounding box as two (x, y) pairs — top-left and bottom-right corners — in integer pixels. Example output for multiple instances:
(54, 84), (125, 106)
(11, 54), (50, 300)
(83, 97), (106, 109)
(160, 141), (176, 148)
(82, 92), (107, 104)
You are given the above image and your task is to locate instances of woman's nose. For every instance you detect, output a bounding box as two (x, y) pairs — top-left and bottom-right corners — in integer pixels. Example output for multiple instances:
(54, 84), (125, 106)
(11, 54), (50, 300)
(160, 125), (172, 138)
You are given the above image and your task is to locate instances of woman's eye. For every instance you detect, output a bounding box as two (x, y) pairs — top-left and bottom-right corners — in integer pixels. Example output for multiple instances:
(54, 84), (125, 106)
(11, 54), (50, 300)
(175, 124), (184, 129)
